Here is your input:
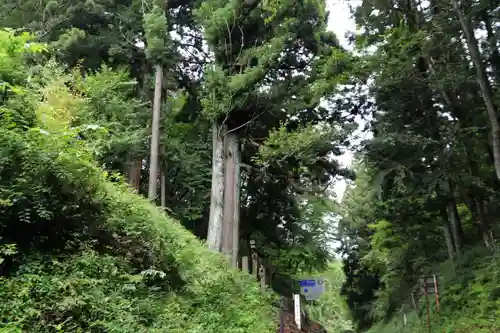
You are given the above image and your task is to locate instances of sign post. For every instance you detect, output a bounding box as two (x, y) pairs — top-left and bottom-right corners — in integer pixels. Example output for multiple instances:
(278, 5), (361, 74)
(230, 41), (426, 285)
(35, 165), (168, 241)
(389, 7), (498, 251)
(293, 294), (301, 330)
(298, 277), (327, 301)
(294, 277), (327, 330)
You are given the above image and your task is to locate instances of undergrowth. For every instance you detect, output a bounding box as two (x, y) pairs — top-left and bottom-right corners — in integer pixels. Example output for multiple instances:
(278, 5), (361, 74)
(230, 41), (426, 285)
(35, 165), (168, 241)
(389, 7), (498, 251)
(0, 29), (276, 332)
(0, 34), (275, 331)
(0, 126), (275, 332)
(368, 246), (500, 333)
(304, 261), (353, 333)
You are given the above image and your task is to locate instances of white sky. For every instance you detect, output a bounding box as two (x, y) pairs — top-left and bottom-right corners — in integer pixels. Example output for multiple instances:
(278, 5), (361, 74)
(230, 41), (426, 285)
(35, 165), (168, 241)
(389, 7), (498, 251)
(325, 0), (359, 201)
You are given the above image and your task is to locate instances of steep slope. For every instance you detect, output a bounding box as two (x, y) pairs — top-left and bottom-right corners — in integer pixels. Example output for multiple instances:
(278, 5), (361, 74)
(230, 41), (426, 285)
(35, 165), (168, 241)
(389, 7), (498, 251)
(367, 247), (500, 333)
(0, 32), (275, 331)
(1, 123), (278, 332)
(0, 126), (275, 332)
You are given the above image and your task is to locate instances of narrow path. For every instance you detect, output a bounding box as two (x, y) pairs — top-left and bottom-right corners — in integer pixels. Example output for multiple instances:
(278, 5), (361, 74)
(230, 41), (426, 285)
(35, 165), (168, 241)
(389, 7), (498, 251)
(278, 312), (327, 333)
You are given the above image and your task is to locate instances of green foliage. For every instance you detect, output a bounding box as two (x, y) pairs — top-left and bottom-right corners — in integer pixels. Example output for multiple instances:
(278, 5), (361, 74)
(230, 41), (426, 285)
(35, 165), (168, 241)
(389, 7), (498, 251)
(73, 65), (148, 167)
(200, 64), (231, 120)
(256, 122), (341, 168)
(339, 0), (500, 331)
(0, 242), (16, 264)
(161, 117), (211, 222)
(51, 28), (86, 51)
(143, 4), (168, 61)
(0, 31), (275, 332)
(303, 262), (353, 333)
(0, 30), (46, 94)
(368, 249), (500, 333)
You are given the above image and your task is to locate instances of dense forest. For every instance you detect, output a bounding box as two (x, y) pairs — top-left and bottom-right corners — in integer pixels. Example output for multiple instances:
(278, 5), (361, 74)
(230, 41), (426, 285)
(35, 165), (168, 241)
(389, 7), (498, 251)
(1, 0), (500, 332)
(338, 0), (500, 332)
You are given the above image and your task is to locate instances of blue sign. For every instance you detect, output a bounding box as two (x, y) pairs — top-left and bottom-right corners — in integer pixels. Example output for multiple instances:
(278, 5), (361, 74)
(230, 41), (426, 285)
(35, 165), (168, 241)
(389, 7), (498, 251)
(299, 277), (327, 300)
(298, 279), (316, 287)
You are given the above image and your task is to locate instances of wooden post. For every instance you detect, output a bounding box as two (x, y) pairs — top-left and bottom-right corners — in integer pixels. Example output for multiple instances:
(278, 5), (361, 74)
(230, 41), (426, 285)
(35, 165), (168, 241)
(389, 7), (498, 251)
(294, 294), (301, 330)
(259, 260), (266, 291)
(241, 256), (249, 274)
(424, 281), (431, 333)
(433, 275), (440, 313)
(279, 301), (284, 333)
(250, 240), (258, 279)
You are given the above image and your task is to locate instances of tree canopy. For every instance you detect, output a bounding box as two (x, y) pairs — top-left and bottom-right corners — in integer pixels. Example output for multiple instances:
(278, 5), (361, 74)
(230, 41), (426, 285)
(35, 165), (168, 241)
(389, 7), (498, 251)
(337, 1), (500, 332)
(4, 0), (500, 332)
(0, 0), (353, 331)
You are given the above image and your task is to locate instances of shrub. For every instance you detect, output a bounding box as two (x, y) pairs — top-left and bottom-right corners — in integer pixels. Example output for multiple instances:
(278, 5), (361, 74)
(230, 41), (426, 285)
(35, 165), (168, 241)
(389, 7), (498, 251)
(0, 29), (275, 333)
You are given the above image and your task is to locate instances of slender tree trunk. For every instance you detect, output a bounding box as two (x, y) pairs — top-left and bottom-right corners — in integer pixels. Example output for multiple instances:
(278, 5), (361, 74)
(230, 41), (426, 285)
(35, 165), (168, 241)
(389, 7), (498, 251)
(222, 133), (235, 258)
(221, 131), (241, 266)
(452, 0), (500, 180)
(128, 159), (142, 191)
(207, 122), (225, 252)
(447, 179), (465, 250)
(447, 200), (463, 253)
(476, 199), (494, 249)
(442, 222), (455, 264)
(160, 164), (166, 209)
(232, 138), (241, 268)
(464, 191), (494, 249)
(463, 192), (488, 243)
(148, 64), (163, 200)
(128, 59), (147, 193)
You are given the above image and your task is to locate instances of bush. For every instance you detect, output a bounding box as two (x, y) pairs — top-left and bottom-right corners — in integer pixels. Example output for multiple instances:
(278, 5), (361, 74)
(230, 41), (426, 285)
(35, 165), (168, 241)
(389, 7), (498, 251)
(0, 125), (275, 332)
(367, 247), (500, 333)
(0, 30), (275, 333)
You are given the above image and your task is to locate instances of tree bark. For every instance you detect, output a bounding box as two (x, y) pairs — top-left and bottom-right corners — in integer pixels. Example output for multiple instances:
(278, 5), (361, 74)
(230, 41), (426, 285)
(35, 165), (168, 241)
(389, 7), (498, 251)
(160, 164), (166, 209)
(221, 131), (241, 266)
(207, 121), (225, 252)
(222, 133), (235, 258)
(476, 199), (494, 249)
(232, 137), (241, 268)
(447, 200), (463, 254)
(451, 0), (500, 181)
(442, 221), (455, 265)
(128, 159), (142, 191)
(148, 64), (163, 200)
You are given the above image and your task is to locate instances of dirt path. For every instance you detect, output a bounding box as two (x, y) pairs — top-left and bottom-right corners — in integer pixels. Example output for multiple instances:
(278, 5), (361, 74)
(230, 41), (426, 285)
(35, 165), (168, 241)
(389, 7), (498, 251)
(278, 312), (327, 333)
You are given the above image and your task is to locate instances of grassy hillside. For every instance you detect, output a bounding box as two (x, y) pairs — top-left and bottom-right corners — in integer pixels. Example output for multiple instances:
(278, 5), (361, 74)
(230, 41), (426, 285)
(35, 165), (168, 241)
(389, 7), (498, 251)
(0, 31), (276, 332)
(0, 109), (275, 333)
(0, 128), (275, 332)
(368, 247), (500, 333)
(0, 75), (275, 333)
